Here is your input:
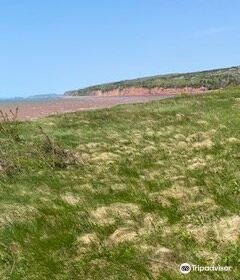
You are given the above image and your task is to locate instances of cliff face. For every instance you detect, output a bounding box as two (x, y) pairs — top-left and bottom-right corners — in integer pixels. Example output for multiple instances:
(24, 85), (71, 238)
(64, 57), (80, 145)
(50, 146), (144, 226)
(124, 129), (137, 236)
(64, 66), (240, 96)
(65, 86), (207, 97)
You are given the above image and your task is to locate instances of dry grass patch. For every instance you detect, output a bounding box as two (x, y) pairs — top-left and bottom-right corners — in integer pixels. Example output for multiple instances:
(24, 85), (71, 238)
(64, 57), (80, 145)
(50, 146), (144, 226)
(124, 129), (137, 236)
(160, 183), (199, 202)
(187, 197), (218, 212)
(108, 227), (138, 245)
(110, 183), (127, 193)
(61, 193), (82, 205)
(192, 139), (214, 149)
(91, 152), (120, 163)
(90, 203), (141, 226)
(138, 213), (167, 236)
(196, 120), (209, 126)
(226, 137), (239, 144)
(77, 233), (100, 246)
(187, 215), (240, 244)
(188, 157), (207, 170)
(214, 215), (240, 243)
(186, 224), (210, 244)
(143, 245), (176, 277)
(142, 145), (158, 153)
(174, 133), (186, 141)
(186, 131), (214, 149)
(0, 204), (38, 227)
(196, 250), (219, 265)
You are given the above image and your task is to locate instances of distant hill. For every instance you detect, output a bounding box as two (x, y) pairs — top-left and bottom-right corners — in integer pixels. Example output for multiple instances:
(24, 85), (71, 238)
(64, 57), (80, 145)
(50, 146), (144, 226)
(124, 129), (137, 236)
(64, 66), (240, 96)
(27, 94), (62, 99)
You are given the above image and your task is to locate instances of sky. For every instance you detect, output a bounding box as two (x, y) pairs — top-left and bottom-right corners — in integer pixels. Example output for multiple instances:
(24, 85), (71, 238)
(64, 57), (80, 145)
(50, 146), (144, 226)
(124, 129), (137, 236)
(0, 0), (240, 98)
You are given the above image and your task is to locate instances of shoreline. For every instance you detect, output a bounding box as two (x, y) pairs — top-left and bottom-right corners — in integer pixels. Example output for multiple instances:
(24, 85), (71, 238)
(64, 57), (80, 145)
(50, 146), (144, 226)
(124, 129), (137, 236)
(0, 93), (204, 121)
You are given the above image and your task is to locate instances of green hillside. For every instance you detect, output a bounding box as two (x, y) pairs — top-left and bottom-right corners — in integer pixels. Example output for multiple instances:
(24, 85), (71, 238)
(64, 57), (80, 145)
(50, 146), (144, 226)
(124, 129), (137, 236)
(0, 87), (240, 279)
(65, 66), (240, 96)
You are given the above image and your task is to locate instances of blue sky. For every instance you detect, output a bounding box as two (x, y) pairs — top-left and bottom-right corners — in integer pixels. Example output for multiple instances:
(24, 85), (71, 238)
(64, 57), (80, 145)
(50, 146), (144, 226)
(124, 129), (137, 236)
(1, 0), (240, 97)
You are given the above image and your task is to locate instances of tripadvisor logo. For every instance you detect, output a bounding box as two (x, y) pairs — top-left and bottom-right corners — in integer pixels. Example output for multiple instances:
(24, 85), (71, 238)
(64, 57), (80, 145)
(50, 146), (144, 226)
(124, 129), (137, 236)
(179, 263), (232, 274)
(180, 263), (191, 274)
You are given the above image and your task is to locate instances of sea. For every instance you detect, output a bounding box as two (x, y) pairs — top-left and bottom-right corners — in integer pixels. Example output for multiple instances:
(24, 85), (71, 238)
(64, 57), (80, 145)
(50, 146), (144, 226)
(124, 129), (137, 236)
(0, 95), (63, 106)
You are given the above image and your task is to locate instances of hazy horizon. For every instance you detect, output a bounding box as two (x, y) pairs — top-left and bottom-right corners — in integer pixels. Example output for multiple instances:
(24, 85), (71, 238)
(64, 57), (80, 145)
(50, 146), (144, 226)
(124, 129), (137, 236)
(0, 93), (63, 100)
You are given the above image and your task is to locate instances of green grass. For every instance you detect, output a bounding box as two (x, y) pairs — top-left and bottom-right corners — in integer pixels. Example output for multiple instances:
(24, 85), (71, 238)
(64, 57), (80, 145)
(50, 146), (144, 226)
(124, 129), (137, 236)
(65, 66), (240, 95)
(0, 87), (240, 279)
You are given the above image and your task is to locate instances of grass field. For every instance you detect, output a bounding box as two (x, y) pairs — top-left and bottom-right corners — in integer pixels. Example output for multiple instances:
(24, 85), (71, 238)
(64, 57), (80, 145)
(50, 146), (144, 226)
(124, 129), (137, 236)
(0, 88), (240, 279)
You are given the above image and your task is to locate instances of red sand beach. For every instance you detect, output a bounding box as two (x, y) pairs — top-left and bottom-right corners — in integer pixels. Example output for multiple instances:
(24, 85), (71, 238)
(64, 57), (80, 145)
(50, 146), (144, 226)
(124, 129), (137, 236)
(0, 95), (176, 121)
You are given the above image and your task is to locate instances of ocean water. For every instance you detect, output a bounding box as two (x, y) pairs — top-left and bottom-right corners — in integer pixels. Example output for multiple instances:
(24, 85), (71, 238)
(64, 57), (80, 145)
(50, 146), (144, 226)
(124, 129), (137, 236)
(0, 96), (63, 106)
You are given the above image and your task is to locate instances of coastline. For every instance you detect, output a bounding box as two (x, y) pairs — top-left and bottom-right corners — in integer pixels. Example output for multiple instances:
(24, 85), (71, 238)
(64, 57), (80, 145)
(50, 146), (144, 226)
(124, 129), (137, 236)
(0, 94), (177, 121)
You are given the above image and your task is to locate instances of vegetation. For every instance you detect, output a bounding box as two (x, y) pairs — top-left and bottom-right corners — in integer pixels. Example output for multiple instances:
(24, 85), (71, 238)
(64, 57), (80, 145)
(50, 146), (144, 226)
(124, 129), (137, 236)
(65, 66), (240, 96)
(0, 87), (240, 279)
